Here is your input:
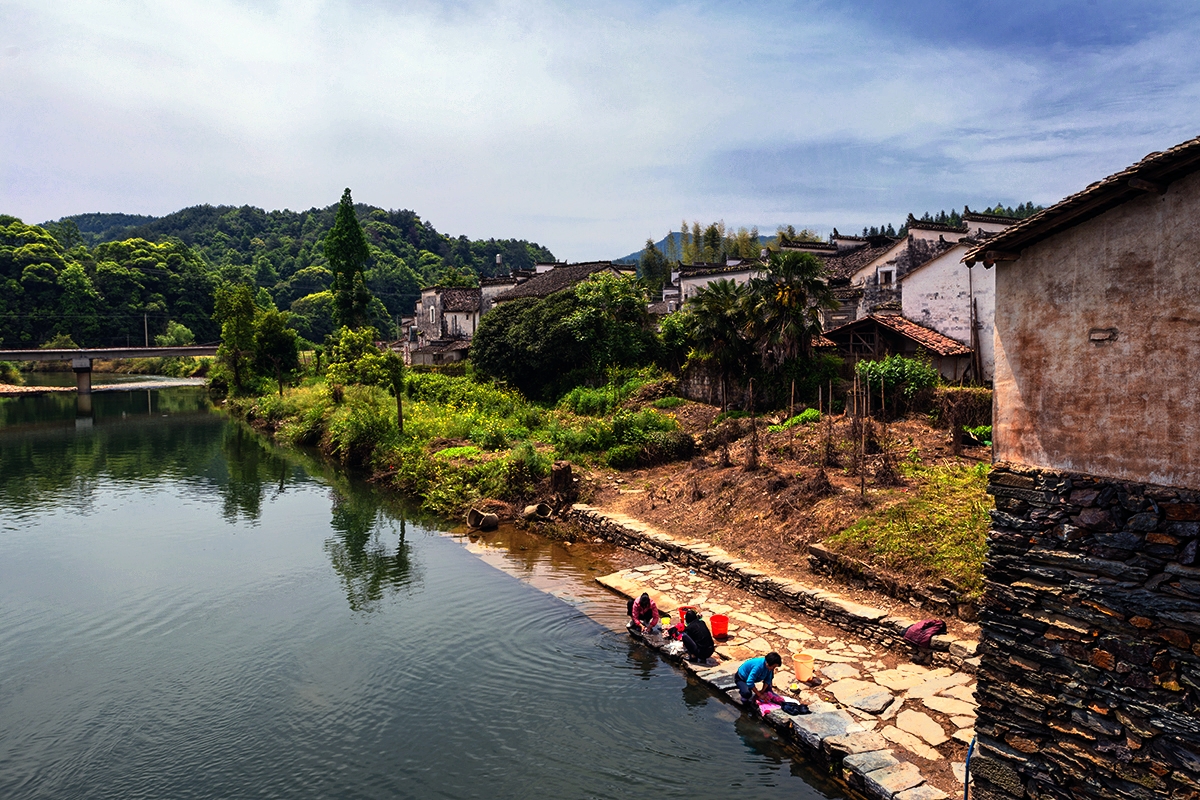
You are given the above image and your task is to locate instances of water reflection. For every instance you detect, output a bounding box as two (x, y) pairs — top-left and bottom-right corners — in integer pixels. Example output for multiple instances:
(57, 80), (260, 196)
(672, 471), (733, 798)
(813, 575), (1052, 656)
(218, 424), (295, 524)
(325, 487), (416, 612)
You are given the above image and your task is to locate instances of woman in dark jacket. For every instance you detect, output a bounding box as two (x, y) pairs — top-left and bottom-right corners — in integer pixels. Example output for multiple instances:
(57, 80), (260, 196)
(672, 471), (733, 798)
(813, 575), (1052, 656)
(680, 609), (715, 663)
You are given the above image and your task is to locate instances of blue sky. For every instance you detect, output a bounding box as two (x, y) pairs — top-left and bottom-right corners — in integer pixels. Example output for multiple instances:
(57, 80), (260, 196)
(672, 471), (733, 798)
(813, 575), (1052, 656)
(2, 0), (1199, 259)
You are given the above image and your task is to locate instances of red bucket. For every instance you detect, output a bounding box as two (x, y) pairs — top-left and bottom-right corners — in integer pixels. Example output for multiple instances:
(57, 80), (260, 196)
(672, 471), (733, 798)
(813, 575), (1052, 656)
(710, 613), (729, 638)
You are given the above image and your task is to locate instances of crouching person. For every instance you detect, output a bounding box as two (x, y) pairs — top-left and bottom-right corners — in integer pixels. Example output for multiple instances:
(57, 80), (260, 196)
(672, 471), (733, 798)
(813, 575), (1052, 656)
(627, 592), (660, 633)
(735, 652), (782, 709)
(680, 609), (715, 664)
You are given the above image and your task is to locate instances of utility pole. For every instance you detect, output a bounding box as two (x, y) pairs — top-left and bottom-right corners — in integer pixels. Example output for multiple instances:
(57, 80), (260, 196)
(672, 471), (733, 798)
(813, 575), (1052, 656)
(144, 313), (149, 347)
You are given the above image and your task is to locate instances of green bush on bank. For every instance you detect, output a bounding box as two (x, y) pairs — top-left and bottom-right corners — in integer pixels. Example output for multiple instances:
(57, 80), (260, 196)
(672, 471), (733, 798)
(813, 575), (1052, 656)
(228, 368), (699, 517)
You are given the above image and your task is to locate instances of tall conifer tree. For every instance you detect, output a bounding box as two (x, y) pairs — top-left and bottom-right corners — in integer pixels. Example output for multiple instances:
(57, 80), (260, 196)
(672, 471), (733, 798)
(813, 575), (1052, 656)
(325, 188), (372, 330)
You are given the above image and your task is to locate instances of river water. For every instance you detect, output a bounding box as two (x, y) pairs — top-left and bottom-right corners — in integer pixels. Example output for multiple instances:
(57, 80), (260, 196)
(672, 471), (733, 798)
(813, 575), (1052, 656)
(0, 388), (843, 799)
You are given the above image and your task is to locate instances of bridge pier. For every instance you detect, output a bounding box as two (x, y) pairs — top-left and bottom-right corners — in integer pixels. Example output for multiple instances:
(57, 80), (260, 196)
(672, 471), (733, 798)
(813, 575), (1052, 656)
(71, 357), (92, 395)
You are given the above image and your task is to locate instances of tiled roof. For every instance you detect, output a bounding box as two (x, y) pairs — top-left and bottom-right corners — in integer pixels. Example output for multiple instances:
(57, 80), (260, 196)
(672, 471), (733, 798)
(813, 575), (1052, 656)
(825, 313), (972, 357)
(441, 288), (481, 312)
(678, 263), (764, 279)
(906, 214), (968, 234)
(961, 207), (1019, 226)
(479, 275), (518, 287)
(817, 240), (902, 281)
(415, 339), (472, 355)
(492, 262), (628, 301)
(964, 135), (1200, 264)
(812, 334), (837, 349)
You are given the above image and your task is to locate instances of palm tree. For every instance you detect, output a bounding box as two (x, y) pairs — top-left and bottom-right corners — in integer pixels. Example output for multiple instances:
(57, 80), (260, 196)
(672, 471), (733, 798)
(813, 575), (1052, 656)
(745, 250), (837, 371)
(685, 278), (752, 410)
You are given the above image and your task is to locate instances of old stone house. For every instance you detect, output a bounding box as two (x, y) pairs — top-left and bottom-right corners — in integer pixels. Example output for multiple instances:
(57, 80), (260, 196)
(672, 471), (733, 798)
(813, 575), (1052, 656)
(899, 211), (1017, 381)
(415, 286), (482, 341)
(821, 312), (973, 381)
(961, 137), (1200, 800)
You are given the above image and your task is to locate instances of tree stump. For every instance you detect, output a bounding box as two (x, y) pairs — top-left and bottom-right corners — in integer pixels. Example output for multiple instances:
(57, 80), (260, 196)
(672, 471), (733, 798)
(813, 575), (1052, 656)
(551, 460), (576, 502)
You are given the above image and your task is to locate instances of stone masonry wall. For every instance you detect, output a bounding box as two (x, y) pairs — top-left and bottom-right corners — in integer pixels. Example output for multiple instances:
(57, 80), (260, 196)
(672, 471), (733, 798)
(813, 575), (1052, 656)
(973, 463), (1200, 800)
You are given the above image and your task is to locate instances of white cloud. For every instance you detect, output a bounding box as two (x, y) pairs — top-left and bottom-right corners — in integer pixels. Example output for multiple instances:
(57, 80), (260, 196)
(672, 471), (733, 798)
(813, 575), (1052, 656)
(2, 0), (1200, 258)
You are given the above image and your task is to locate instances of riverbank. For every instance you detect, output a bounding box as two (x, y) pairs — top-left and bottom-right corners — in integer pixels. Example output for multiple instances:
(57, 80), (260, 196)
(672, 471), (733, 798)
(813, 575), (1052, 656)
(225, 372), (992, 602)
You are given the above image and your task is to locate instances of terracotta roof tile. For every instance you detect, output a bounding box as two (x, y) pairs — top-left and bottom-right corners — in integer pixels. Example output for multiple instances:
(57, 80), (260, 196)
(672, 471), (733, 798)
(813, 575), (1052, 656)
(825, 314), (972, 357)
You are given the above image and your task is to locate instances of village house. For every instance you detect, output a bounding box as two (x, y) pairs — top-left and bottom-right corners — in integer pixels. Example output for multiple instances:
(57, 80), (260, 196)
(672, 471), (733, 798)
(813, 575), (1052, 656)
(819, 311), (973, 381)
(960, 136), (1200, 800)
(490, 261), (633, 304)
(899, 210), (1017, 381)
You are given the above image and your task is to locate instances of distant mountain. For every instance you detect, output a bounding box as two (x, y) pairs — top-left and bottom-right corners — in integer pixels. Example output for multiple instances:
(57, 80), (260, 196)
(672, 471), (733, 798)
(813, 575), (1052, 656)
(63, 212), (160, 242)
(5, 201), (555, 348)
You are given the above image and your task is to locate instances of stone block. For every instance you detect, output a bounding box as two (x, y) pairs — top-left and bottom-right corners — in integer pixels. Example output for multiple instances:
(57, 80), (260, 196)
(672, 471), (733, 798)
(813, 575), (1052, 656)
(949, 640), (977, 659)
(863, 762), (925, 800)
(969, 755), (1025, 797)
(822, 662), (862, 681)
(791, 710), (865, 750)
(897, 709), (948, 747)
(843, 749), (899, 776)
(895, 785), (949, 800)
(829, 679), (896, 714)
(824, 730), (889, 757)
(922, 696), (976, 717)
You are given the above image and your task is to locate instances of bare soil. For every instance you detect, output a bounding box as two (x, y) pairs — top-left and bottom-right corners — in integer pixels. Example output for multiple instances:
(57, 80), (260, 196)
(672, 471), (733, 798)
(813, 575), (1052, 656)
(575, 400), (989, 640)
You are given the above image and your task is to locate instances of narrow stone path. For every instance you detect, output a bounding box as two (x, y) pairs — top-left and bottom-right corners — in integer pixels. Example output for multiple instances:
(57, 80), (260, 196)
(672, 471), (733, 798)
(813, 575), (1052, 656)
(598, 561), (976, 799)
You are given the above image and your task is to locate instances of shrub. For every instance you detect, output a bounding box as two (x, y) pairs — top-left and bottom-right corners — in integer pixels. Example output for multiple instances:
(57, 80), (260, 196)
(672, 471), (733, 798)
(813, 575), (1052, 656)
(855, 354), (939, 415)
(0, 361), (23, 385)
(324, 385), (396, 467)
(934, 386), (993, 429)
(605, 444), (642, 470)
(639, 430), (696, 465)
(768, 407), (820, 431)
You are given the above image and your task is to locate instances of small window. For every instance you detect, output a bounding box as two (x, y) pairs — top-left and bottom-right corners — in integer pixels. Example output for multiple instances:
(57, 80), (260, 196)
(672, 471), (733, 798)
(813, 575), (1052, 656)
(879, 269), (894, 286)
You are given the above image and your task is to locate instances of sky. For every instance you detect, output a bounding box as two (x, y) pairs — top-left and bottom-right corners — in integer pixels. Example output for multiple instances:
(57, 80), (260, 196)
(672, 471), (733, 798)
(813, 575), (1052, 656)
(3, 0), (1200, 260)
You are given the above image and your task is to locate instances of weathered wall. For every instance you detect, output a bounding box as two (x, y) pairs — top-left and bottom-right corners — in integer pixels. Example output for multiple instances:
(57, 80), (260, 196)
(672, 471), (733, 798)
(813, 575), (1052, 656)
(992, 170), (1200, 488)
(974, 463), (1200, 800)
(679, 268), (761, 300)
(902, 247), (995, 381)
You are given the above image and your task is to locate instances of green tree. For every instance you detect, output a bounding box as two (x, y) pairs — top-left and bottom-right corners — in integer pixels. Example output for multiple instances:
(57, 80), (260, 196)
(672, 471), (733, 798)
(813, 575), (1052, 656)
(746, 250), (837, 368)
(702, 223), (724, 263)
(253, 309), (301, 396)
(326, 326), (388, 386)
(214, 283), (258, 395)
(639, 238), (670, 292)
(566, 273), (655, 383)
(685, 278), (752, 409)
(155, 320), (195, 346)
(324, 188), (372, 329)
(383, 350), (406, 434)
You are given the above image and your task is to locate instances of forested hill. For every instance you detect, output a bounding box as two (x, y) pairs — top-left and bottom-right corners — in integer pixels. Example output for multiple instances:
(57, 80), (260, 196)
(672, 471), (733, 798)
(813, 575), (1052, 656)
(0, 202), (554, 349)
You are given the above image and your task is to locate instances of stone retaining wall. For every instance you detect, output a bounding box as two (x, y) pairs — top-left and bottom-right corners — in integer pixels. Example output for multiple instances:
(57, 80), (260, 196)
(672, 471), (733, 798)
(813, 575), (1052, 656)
(808, 542), (980, 623)
(570, 504), (979, 673)
(973, 463), (1200, 800)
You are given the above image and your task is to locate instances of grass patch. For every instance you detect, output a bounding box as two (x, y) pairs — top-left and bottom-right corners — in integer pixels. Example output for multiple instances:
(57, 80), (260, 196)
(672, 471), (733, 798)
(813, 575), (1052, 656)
(651, 396), (686, 409)
(824, 462), (991, 595)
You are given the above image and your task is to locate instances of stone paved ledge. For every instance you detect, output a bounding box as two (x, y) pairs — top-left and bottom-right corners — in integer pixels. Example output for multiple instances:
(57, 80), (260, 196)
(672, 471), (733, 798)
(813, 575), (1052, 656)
(570, 504), (980, 673)
(613, 569), (970, 800)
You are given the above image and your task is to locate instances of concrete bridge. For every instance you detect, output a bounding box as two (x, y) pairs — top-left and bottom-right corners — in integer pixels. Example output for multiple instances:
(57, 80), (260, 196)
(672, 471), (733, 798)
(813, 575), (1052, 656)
(0, 346), (218, 394)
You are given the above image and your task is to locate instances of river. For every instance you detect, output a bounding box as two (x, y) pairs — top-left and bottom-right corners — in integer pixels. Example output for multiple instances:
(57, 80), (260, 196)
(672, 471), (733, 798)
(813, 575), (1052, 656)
(0, 387), (843, 799)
